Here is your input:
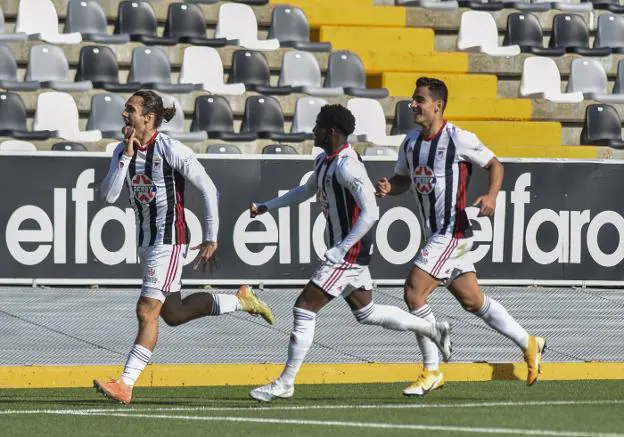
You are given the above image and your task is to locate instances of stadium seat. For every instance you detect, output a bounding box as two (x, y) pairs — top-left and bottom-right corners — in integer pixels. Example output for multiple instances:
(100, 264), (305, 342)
(613, 59), (624, 94)
(114, 1), (177, 45)
(503, 13), (565, 56)
(34, 92), (102, 142)
(158, 93), (208, 143)
(179, 46), (245, 95)
(241, 96), (308, 142)
(262, 144), (298, 154)
(325, 51), (389, 99)
(395, 0), (459, 11)
(594, 13), (624, 53)
(15, 0), (82, 44)
(206, 143), (242, 154)
(233, 0), (269, 4)
(519, 57), (584, 103)
(25, 44), (93, 92)
(0, 140), (37, 152)
(129, 47), (198, 93)
(580, 104), (624, 147)
(269, 6), (331, 52)
(86, 93), (126, 140)
(364, 145), (398, 157)
(291, 96), (328, 137)
(190, 95), (257, 142)
(0, 7), (27, 41)
(186, 0), (218, 3)
(163, 3), (229, 47)
(65, 0), (130, 44)
(0, 45), (40, 91)
(75, 46), (141, 92)
(105, 141), (120, 153)
(457, 11), (521, 56)
(581, 0), (624, 11)
(457, 0), (504, 11)
(278, 51), (343, 96)
(549, 14), (611, 56)
(52, 141), (88, 151)
(229, 50), (293, 95)
(215, 3), (279, 51)
(347, 98), (406, 147)
(0, 92), (52, 140)
(565, 58), (619, 102)
(391, 100), (417, 135)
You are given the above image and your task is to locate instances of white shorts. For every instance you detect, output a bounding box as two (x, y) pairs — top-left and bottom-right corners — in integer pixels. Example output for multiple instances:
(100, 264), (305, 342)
(310, 259), (372, 298)
(414, 234), (475, 284)
(138, 244), (189, 303)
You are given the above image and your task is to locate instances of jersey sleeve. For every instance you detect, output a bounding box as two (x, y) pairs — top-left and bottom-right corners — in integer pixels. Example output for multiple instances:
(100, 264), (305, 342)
(164, 141), (219, 242)
(452, 127), (495, 168)
(394, 136), (411, 176)
(261, 158), (318, 210)
(100, 143), (131, 203)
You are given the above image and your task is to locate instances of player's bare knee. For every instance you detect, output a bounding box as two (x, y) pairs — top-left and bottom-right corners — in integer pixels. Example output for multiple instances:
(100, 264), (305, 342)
(459, 298), (481, 313)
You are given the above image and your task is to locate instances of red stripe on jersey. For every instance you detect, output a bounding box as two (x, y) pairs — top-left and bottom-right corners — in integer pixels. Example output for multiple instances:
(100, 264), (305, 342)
(174, 173), (187, 244)
(453, 162), (469, 239)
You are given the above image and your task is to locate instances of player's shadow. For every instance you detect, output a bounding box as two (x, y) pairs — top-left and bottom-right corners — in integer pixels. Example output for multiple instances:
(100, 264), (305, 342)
(488, 363), (522, 381)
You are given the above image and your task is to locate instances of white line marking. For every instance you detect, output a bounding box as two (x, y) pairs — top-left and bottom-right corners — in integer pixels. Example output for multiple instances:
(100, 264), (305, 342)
(1, 399), (624, 415)
(9, 410), (624, 437)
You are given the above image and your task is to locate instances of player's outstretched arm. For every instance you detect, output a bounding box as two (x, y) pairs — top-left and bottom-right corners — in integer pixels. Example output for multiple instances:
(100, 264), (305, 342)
(325, 159), (379, 263)
(474, 157), (504, 217)
(250, 173), (317, 217)
(100, 143), (131, 203)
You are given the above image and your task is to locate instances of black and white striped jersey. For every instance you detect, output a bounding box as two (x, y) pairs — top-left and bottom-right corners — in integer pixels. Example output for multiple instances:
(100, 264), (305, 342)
(101, 131), (219, 247)
(313, 144), (377, 265)
(395, 122), (494, 239)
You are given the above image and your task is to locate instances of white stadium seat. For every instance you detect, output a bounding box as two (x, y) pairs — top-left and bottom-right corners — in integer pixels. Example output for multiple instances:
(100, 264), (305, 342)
(15, 0), (82, 44)
(34, 92), (102, 142)
(520, 57), (584, 103)
(179, 46), (245, 95)
(215, 3), (280, 51)
(347, 98), (406, 147)
(457, 11), (521, 56)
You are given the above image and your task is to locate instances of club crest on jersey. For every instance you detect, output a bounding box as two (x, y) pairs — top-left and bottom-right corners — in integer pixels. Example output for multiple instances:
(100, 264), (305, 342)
(131, 174), (156, 204)
(413, 165), (436, 195)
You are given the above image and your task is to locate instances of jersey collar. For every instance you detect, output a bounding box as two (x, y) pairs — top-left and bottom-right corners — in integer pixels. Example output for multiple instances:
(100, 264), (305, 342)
(325, 143), (350, 162)
(136, 130), (159, 152)
(422, 121), (447, 141)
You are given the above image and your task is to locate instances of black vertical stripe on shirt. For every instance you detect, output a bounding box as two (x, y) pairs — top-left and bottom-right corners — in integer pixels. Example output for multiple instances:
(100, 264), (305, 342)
(332, 170), (350, 243)
(319, 160), (334, 246)
(426, 135), (439, 234)
(162, 157), (176, 245)
(411, 136), (428, 230)
(441, 137), (456, 234)
(129, 152), (144, 246)
(144, 146), (158, 246)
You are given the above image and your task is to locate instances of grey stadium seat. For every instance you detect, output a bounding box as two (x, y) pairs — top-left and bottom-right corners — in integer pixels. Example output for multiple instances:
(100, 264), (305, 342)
(0, 45), (40, 91)
(613, 59), (624, 94)
(206, 143), (242, 154)
(566, 58), (612, 101)
(128, 47), (198, 93)
(0, 7), (27, 41)
(594, 13), (624, 53)
(364, 145), (398, 157)
(65, 0), (129, 44)
(278, 51), (343, 96)
(25, 44), (93, 92)
(580, 104), (624, 148)
(0, 92), (52, 140)
(159, 93), (208, 143)
(52, 142), (88, 151)
(291, 96), (328, 138)
(391, 100), (417, 135)
(324, 51), (389, 99)
(86, 93), (126, 140)
(241, 96), (308, 142)
(262, 144), (298, 154)
(269, 6), (331, 52)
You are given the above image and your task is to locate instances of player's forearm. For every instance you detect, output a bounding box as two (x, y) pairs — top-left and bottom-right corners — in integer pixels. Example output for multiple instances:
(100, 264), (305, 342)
(338, 205), (378, 254)
(486, 159), (504, 198)
(262, 182), (315, 211)
(387, 175), (411, 195)
(100, 154), (131, 203)
(186, 162), (219, 241)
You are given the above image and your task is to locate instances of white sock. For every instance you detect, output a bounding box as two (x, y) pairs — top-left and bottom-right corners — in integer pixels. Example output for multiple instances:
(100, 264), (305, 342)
(279, 307), (316, 386)
(475, 295), (529, 350)
(411, 305), (439, 371)
(120, 344), (152, 386)
(210, 294), (241, 315)
(353, 302), (434, 336)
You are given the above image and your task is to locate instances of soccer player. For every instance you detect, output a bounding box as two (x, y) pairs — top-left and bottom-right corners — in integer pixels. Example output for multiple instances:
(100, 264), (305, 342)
(376, 77), (546, 396)
(94, 90), (274, 404)
(248, 104), (452, 402)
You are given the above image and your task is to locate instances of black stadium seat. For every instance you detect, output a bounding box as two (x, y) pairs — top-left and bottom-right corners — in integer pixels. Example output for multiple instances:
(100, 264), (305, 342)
(580, 104), (624, 148)
(229, 50), (294, 95)
(75, 46), (141, 92)
(549, 14), (612, 56)
(114, 1), (178, 45)
(191, 95), (257, 142)
(241, 96), (307, 142)
(163, 3), (229, 47)
(503, 13), (565, 56)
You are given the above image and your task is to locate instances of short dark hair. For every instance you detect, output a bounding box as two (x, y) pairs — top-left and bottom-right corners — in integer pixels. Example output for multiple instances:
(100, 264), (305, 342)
(316, 104), (356, 136)
(132, 90), (176, 128)
(416, 77), (448, 110)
